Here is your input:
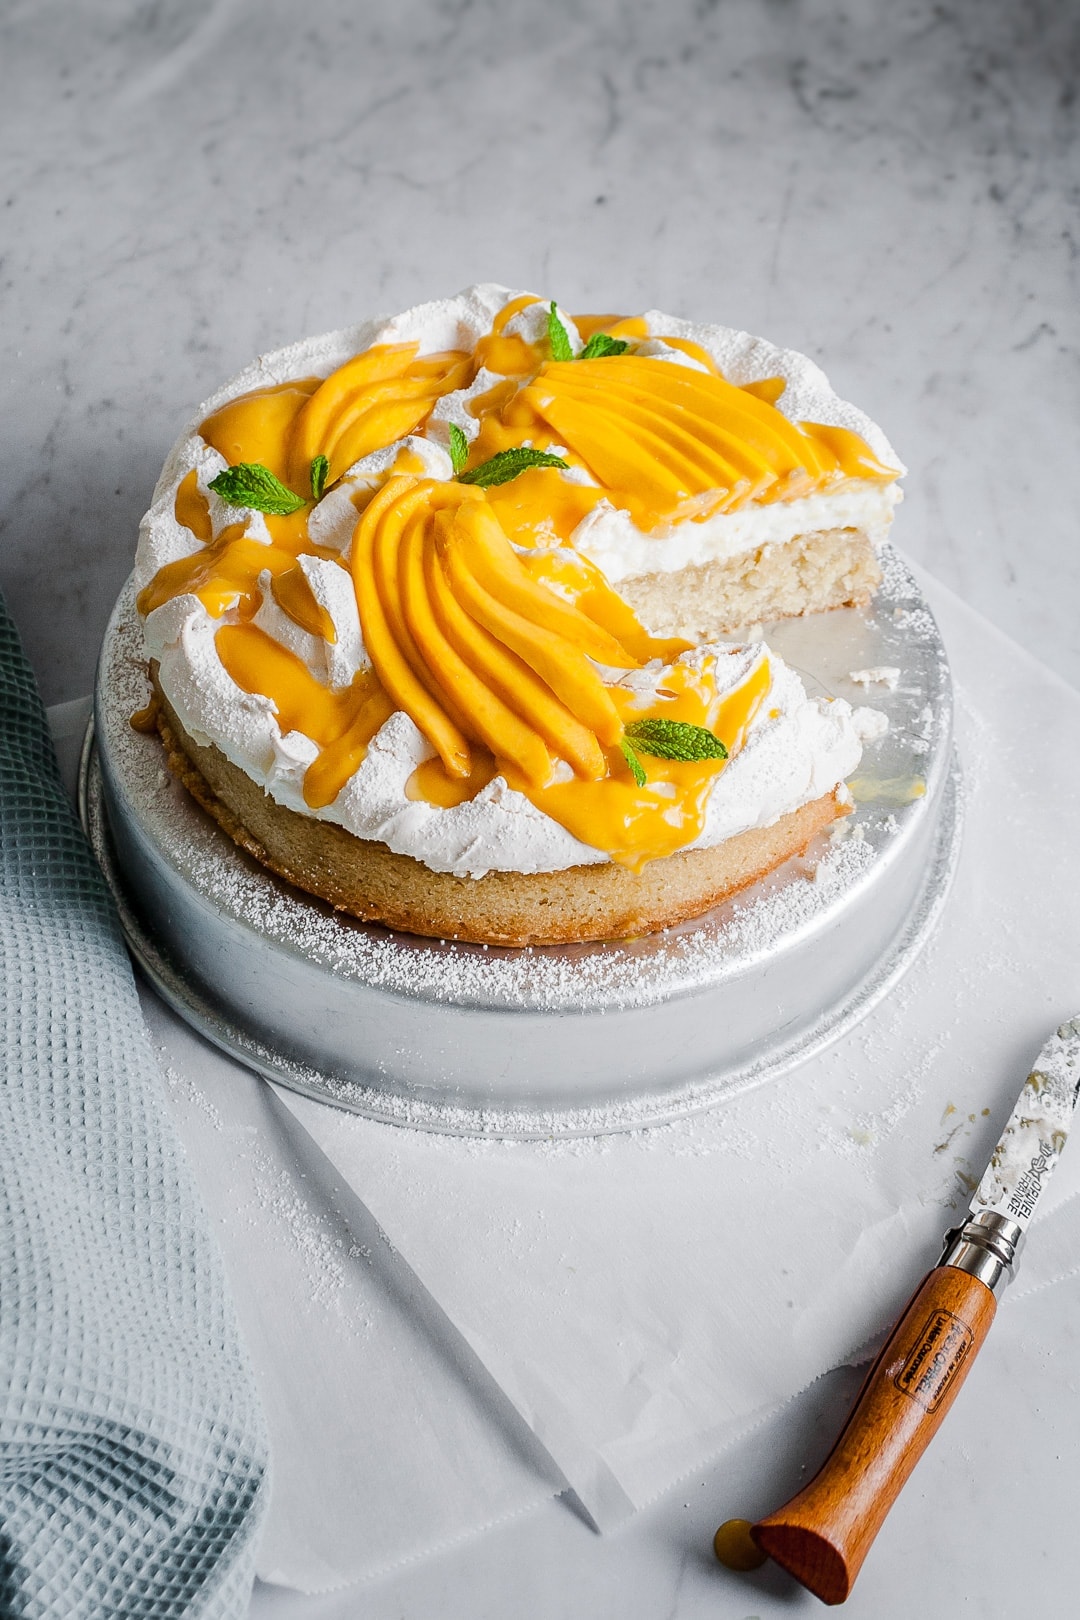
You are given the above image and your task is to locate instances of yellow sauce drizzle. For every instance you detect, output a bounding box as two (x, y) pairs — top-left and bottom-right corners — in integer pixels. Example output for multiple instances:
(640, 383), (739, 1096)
(271, 565), (336, 643)
(740, 376), (786, 406)
(201, 378), (321, 480)
(483, 465), (605, 548)
(661, 336), (722, 374)
(141, 292), (892, 865)
(472, 293), (544, 377)
(576, 314), (649, 341)
(215, 624), (395, 809)
(406, 751), (500, 808)
(173, 469), (214, 541)
(846, 775), (926, 805)
(129, 694), (160, 734)
(511, 653), (771, 871)
(572, 313), (633, 339)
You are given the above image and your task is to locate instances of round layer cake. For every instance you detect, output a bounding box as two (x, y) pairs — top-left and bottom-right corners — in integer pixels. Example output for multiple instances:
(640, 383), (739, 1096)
(133, 286), (901, 945)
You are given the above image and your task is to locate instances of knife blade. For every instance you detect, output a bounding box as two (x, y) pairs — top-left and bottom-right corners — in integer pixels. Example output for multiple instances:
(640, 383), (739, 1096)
(716, 1017), (1080, 1605)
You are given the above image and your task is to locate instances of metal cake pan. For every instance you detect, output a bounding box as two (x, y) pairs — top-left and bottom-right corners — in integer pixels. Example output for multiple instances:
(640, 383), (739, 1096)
(85, 546), (960, 1137)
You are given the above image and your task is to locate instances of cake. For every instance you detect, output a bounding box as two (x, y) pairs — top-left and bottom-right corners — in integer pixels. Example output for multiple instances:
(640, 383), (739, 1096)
(133, 286), (894, 945)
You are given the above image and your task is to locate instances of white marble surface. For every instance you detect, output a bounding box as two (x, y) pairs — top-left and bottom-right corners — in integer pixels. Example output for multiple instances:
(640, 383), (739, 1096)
(7, 0), (1080, 1614)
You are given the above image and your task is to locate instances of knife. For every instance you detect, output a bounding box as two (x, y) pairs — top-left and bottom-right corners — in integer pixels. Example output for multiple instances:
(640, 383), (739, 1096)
(714, 1016), (1080, 1604)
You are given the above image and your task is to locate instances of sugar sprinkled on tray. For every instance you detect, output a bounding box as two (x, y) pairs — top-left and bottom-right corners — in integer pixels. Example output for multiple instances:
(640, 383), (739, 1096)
(91, 543), (956, 1136)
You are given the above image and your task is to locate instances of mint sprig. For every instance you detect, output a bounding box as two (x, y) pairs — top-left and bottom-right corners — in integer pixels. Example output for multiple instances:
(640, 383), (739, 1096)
(548, 302), (574, 362)
(620, 738), (647, 787)
(579, 332), (629, 360)
(623, 718), (729, 762)
(209, 463), (305, 515)
(448, 422), (469, 476)
(310, 455), (329, 501)
(458, 447), (569, 487)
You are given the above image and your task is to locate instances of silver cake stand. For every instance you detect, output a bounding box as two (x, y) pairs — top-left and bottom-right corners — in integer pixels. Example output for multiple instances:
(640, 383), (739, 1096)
(83, 547), (961, 1138)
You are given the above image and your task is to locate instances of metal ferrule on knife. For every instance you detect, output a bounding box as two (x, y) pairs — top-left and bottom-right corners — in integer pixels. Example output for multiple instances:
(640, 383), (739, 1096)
(939, 1210), (1024, 1295)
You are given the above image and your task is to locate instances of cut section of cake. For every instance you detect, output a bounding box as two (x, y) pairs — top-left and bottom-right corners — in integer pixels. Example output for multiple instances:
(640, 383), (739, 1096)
(422, 289), (903, 638)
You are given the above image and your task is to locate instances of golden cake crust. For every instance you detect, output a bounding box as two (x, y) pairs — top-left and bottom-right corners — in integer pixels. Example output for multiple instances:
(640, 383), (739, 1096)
(151, 677), (848, 947)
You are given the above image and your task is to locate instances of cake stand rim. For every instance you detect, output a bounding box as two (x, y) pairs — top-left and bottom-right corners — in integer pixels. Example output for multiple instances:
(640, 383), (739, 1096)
(81, 718), (962, 1140)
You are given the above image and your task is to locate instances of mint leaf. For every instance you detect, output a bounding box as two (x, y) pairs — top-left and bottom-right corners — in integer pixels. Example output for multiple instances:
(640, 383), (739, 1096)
(548, 302), (574, 362)
(458, 447), (569, 487)
(579, 332), (629, 360)
(623, 718), (729, 762)
(448, 422), (469, 476)
(209, 463), (305, 515)
(620, 738), (647, 787)
(310, 454), (329, 501)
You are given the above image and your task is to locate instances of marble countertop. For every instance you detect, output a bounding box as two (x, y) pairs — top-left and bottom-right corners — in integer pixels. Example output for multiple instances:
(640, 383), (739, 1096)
(3, 0), (1078, 1614)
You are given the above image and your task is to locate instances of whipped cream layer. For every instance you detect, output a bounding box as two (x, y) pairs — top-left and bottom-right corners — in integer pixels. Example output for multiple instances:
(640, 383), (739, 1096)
(571, 479), (901, 583)
(136, 286), (888, 878)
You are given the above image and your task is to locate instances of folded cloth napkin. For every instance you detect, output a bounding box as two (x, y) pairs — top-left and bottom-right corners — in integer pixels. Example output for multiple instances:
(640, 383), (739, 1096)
(0, 592), (269, 1618)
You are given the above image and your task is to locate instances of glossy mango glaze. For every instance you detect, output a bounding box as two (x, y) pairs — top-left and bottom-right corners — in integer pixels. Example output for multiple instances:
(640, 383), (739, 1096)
(138, 294), (889, 863)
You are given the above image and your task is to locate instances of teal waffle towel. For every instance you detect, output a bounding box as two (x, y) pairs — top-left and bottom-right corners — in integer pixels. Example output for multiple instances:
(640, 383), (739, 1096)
(0, 591), (269, 1617)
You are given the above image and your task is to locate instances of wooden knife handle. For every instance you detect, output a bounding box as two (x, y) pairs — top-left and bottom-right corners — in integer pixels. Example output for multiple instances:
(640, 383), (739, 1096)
(752, 1265), (996, 1605)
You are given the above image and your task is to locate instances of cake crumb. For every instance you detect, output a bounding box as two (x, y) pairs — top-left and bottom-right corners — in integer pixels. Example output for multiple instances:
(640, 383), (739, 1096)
(852, 706), (889, 743)
(849, 666), (900, 690)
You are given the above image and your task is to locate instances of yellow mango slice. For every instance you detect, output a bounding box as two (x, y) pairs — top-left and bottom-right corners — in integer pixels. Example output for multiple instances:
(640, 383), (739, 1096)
(449, 502), (636, 668)
(519, 384), (685, 514)
(552, 356), (827, 478)
(533, 374), (761, 504)
(437, 513), (624, 747)
(562, 370), (781, 487)
(424, 536), (606, 781)
(351, 476), (473, 777)
(328, 396), (446, 479)
(285, 345), (469, 489)
(286, 343), (421, 484)
(201, 378), (321, 482)
(399, 512), (552, 785)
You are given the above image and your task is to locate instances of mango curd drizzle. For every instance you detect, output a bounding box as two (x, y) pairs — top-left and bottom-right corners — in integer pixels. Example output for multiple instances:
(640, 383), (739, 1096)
(519, 652), (771, 870)
(215, 623), (396, 810)
(138, 293), (889, 862)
